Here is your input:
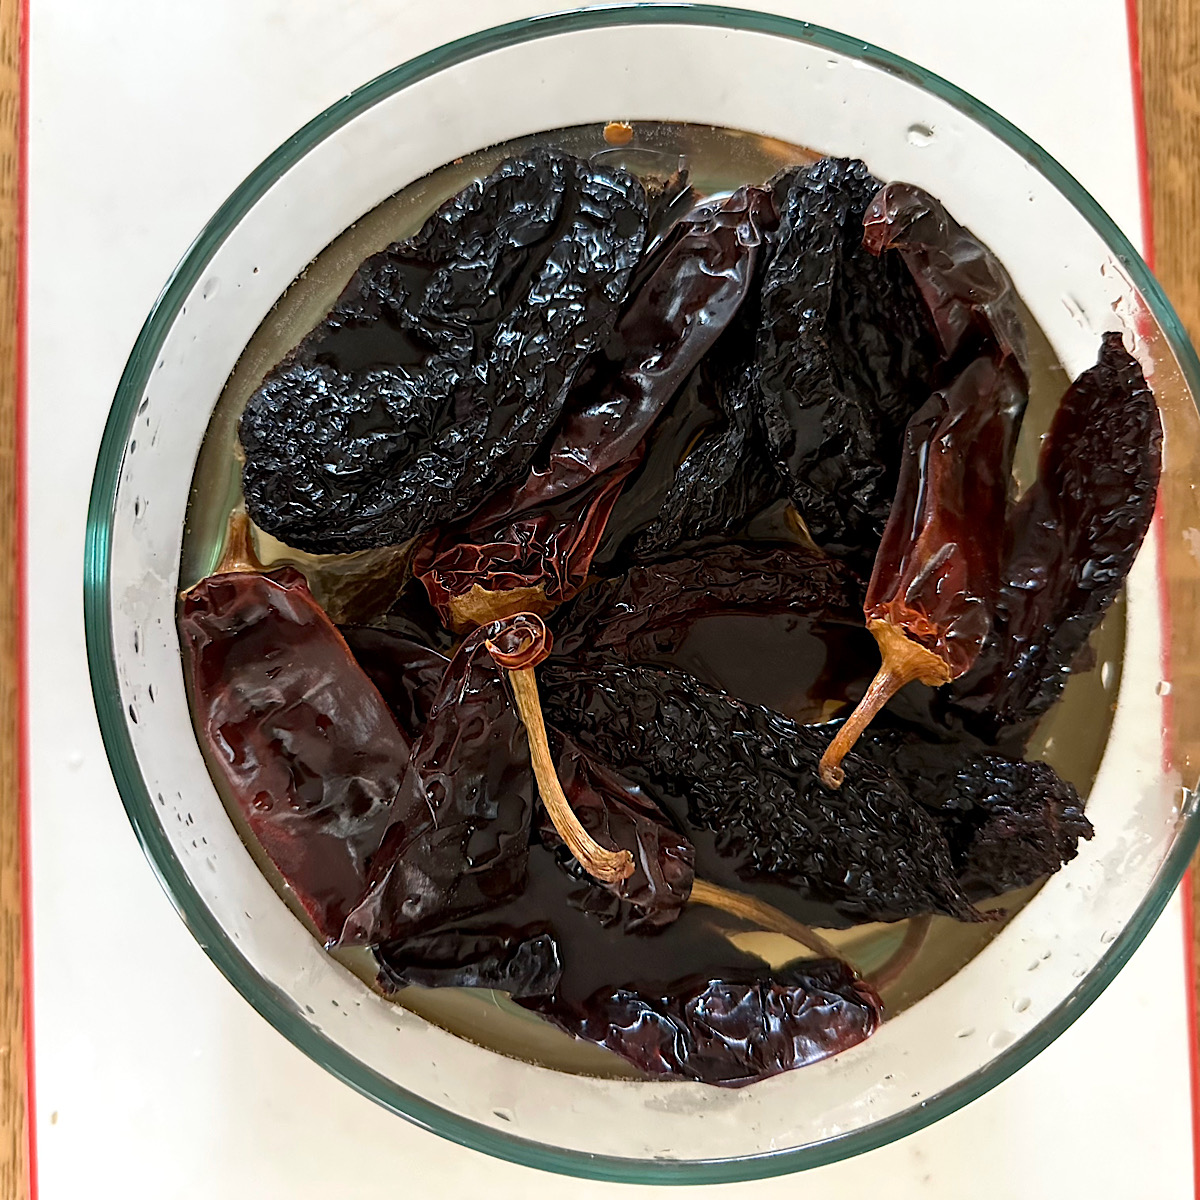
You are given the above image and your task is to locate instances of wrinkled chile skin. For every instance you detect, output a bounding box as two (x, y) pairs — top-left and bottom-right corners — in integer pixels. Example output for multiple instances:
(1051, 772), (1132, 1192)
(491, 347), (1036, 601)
(542, 659), (982, 925)
(339, 621), (536, 946)
(539, 732), (695, 931)
(850, 719), (1093, 898)
(755, 158), (940, 572)
(415, 187), (779, 622)
(521, 960), (882, 1087)
(375, 925), (563, 1000)
(179, 568), (411, 945)
(947, 332), (1162, 743)
(241, 148), (649, 553)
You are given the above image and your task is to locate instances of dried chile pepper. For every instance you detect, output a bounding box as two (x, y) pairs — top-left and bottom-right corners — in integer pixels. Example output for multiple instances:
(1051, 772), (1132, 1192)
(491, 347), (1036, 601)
(850, 721), (1093, 898)
(813, 174), (1039, 784)
(627, 335), (785, 561)
(375, 925), (563, 999)
(946, 332), (1161, 741)
(553, 543), (864, 662)
(541, 660), (984, 925)
(539, 732), (694, 931)
(339, 625), (448, 742)
(414, 186), (778, 632)
(818, 355), (1026, 786)
(338, 619), (538, 945)
(937, 758), (1093, 900)
(755, 158), (940, 571)
(240, 148), (648, 553)
(861, 181), (1028, 372)
(178, 515), (410, 945)
(519, 961), (882, 1087)
(341, 622), (835, 951)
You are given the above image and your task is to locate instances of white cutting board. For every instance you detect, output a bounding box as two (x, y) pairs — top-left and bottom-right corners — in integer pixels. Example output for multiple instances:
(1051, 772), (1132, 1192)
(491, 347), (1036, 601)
(24, 1), (1197, 1197)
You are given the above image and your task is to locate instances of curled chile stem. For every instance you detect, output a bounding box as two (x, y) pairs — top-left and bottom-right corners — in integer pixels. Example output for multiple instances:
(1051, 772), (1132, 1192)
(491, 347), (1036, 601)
(487, 614), (635, 886)
(818, 618), (951, 788)
(689, 879), (842, 961)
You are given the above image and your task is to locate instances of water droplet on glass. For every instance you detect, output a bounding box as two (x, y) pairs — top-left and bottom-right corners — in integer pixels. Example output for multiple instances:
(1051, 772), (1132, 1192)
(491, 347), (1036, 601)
(1061, 294), (1089, 329)
(906, 123), (934, 147)
(1100, 929), (1117, 944)
(1157, 680), (1173, 696)
(65, 751), (84, 772)
(988, 1030), (1016, 1050)
(1013, 996), (1031, 1014)
(202, 276), (220, 300)
(1100, 661), (1115, 689)
(956, 1027), (975, 1038)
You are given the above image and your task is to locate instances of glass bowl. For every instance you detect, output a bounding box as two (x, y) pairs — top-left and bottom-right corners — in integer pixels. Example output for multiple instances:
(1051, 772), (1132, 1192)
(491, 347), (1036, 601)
(82, 4), (1200, 1184)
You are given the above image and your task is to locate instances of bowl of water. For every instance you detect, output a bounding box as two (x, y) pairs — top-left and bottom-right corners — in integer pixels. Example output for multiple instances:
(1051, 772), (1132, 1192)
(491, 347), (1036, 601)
(84, 5), (1200, 1183)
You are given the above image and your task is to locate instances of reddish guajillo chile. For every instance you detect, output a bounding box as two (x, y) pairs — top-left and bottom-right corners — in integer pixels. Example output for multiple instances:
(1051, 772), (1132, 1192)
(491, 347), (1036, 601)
(178, 513), (413, 945)
(945, 331), (1162, 743)
(415, 186), (779, 629)
(414, 188), (779, 880)
(818, 182), (1030, 787)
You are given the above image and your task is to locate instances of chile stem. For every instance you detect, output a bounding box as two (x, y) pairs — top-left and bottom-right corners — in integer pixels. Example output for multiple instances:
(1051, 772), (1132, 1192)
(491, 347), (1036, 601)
(818, 618), (952, 789)
(507, 666), (635, 885)
(689, 878), (841, 960)
(864, 916), (932, 991)
(215, 510), (263, 575)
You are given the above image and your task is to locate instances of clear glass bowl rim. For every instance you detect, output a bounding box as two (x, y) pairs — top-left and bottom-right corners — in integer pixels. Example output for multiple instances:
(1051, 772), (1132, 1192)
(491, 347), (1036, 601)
(82, 3), (1200, 1185)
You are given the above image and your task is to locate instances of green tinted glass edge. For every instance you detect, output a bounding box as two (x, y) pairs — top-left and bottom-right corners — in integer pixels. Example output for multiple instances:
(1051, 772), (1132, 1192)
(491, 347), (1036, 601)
(82, 3), (1200, 1184)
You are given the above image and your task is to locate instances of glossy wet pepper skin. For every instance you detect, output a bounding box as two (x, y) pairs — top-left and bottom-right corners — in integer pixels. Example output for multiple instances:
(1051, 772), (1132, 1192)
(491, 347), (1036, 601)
(180, 565), (412, 945)
(241, 148), (649, 553)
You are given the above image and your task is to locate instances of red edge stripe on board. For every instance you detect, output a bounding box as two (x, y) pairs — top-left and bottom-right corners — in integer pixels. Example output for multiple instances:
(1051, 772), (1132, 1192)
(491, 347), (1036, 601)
(1126, 0), (1200, 1196)
(18, 0), (37, 1193)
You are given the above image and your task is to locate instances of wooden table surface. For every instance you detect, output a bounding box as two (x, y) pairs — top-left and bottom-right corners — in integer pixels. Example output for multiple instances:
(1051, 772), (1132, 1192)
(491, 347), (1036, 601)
(0, 2), (1197, 1196)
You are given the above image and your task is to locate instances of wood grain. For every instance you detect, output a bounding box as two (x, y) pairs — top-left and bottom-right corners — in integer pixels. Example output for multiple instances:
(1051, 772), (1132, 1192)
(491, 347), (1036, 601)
(0, 0), (22, 1193)
(1138, 0), (1200, 1025)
